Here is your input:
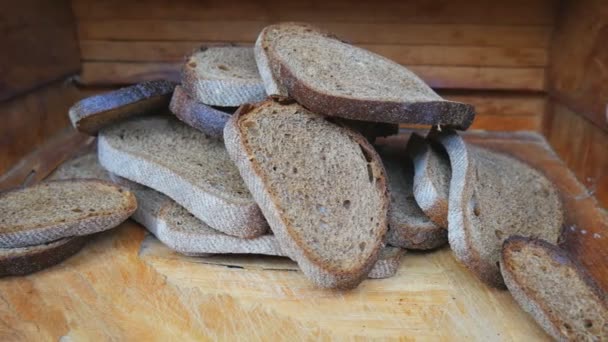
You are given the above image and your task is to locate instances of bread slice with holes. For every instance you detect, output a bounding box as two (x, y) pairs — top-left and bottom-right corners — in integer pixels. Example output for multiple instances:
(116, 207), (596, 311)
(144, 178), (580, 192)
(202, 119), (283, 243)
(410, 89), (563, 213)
(0, 180), (136, 247)
(181, 46), (267, 107)
(406, 133), (450, 228)
(377, 136), (446, 250)
(98, 116), (268, 238)
(69, 80), (175, 135)
(224, 100), (389, 289)
(169, 85), (233, 139)
(255, 22), (475, 128)
(501, 236), (608, 341)
(0, 236), (87, 277)
(433, 130), (563, 287)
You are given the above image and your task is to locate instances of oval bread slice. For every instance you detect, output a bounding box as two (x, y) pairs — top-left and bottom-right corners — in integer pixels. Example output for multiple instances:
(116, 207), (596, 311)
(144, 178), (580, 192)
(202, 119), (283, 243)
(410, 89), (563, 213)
(0, 180), (136, 247)
(224, 100), (389, 289)
(501, 236), (608, 341)
(0, 237), (87, 277)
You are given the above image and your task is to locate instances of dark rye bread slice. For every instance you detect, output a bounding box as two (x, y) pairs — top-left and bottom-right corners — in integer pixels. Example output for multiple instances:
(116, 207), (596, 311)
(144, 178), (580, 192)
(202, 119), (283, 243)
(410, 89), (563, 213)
(377, 137), (446, 250)
(110, 174), (286, 256)
(69, 80), (175, 135)
(406, 133), (450, 228)
(501, 236), (608, 341)
(169, 85), (233, 139)
(224, 100), (389, 289)
(115, 174), (401, 279)
(0, 236), (87, 277)
(256, 22), (475, 128)
(434, 130), (563, 287)
(0, 180), (136, 247)
(98, 116), (268, 238)
(181, 46), (267, 107)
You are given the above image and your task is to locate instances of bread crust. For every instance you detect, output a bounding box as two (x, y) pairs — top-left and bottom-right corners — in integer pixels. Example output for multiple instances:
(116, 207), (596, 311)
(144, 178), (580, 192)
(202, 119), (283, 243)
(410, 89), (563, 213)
(69, 80), (175, 135)
(501, 236), (608, 342)
(0, 236), (87, 277)
(224, 100), (389, 289)
(169, 85), (232, 139)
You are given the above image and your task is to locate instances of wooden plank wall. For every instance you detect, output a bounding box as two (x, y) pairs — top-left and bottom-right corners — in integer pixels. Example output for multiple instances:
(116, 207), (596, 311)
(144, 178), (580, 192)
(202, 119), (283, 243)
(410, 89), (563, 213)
(0, 0), (80, 101)
(70, 0), (558, 132)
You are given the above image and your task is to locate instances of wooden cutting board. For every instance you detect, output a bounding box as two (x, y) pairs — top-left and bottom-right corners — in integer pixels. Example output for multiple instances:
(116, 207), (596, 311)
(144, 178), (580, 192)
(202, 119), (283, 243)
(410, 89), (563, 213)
(0, 131), (605, 341)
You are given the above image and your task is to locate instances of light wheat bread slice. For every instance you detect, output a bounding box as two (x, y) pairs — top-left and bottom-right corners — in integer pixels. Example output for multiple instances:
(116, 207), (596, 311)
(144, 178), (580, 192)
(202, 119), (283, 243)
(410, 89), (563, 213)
(406, 133), (450, 228)
(169, 85), (233, 139)
(377, 136), (447, 250)
(434, 130), (563, 287)
(110, 174), (286, 256)
(224, 100), (389, 289)
(98, 116), (268, 238)
(181, 46), (266, 107)
(0, 236), (87, 277)
(0, 180), (136, 247)
(255, 23), (475, 128)
(501, 236), (608, 341)
(47, 145), (111, 181)
(115, 174), (401, 278)
(69, 80), (175, 135)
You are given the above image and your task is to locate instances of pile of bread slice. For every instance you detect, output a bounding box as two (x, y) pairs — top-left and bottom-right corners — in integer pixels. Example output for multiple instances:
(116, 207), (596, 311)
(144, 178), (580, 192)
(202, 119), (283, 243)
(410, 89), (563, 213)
(2, 22), (606, 341)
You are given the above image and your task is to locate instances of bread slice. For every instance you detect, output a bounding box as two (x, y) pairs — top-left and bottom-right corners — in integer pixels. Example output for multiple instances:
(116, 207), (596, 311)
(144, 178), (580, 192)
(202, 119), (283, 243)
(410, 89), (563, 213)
(367, 247), (405, 279)
(338, 119), (399, 143)
(377, 137), (446, 250)
(0, 236), (87, 277)
(434, 130), (563, 287)
(501, 236), (608, 341)
(111, 174), (286, 256)
(0, 180), (136, 247)
(406, 133), (450, 228)
(181, 46), (266, 107)
(98, 116), (268, 238)
(169, 85), (233, 139)
(69, 80), (175, 135)
(224, 100), (389, 289)
(47, 146), (111, 181)
(255, 23), (475, 128)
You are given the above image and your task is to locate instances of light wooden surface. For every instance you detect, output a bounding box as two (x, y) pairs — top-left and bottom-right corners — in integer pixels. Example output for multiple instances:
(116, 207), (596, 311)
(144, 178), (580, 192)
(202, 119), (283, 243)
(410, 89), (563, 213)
(1, 131), (606, 340)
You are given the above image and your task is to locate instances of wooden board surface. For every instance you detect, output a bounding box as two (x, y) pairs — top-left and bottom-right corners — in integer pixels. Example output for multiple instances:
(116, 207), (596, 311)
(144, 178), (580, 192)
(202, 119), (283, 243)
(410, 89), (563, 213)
(0, 130), (605, 340)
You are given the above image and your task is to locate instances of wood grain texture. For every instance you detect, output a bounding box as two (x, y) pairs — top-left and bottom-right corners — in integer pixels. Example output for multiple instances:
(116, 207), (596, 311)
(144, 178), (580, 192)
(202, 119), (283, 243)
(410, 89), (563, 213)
(0, 0), (80, 102)
(548, 0), (608, 132)
(78, 62), (546, 91)
(76, 20), (552, 48)
(1, 130), (603, 340)
(0, 81), (86, 175)
(71, 0), (557, 25)
(544, 104), (608, 209)
(79, 40), (547, 67)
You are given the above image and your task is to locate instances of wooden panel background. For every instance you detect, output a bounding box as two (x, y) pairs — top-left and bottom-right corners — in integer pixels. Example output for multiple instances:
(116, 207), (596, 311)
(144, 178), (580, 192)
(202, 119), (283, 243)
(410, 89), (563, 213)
(0, 0), (80, 101)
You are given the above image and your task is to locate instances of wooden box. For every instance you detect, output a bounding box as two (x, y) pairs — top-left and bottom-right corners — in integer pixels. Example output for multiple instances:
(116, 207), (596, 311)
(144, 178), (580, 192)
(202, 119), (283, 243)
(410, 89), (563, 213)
(1, 0), (606, 340)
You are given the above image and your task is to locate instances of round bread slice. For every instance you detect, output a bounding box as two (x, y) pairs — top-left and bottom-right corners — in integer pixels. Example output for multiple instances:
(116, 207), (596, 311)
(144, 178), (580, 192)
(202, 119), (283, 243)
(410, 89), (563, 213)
(367, 247), (405, 279)
(181, 46), (267, 107)
(0, 180), (136, 247)
(224, 100), (389, 289)
(98, 116), (268, 238)
(377, 137), (446, 250)
(0, 236), (87, 277)
(69, 80), (175, 135)
(501, 236), (608, 341)
(434, 130), (563, 287)
(256, 23), (475, 128)
(169, 85), (233, 139)
(406, 133), (450, 228)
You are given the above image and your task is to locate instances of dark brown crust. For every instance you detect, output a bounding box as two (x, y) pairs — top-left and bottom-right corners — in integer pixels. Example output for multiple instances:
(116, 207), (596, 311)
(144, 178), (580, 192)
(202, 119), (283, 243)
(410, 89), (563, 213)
(69, 80), (176, 135)
(228, 100), (389, 289)
(276, 53), (475, 129)
(0, 236), (87, 277)
(503, 236), (608, 305)
(169, 85), (233, 139)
